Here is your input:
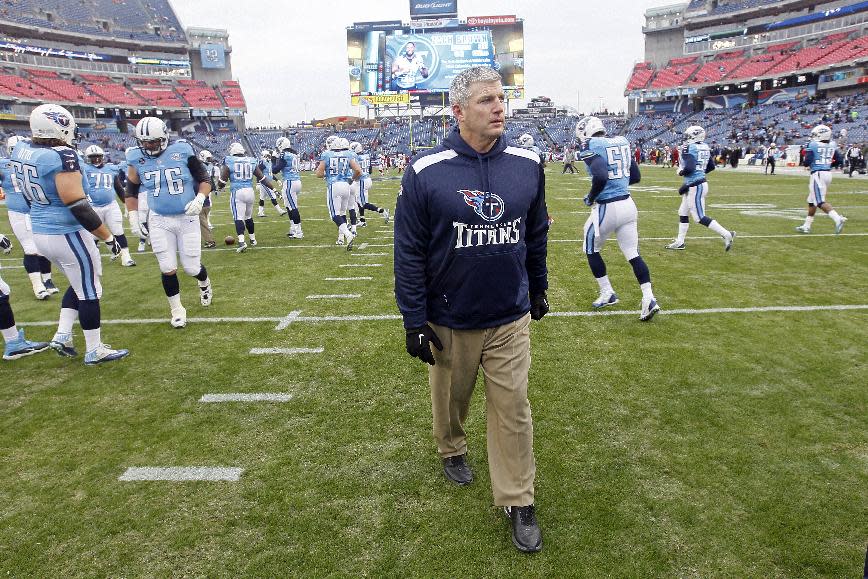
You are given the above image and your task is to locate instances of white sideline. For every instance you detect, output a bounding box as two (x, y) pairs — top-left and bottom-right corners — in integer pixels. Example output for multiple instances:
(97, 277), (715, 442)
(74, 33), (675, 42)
(18, 304), (868, 328)
(118, 467), (243, 482)
(249, 347), (324, 354)
(200, 393), (293, 402)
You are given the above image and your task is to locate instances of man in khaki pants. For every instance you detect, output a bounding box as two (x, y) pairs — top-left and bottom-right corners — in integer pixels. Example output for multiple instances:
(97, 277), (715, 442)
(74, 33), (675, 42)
(394, 66), (550, 553)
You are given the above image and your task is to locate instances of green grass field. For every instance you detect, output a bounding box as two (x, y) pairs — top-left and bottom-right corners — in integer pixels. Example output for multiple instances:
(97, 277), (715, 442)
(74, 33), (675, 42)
(1, 164), (866, 577)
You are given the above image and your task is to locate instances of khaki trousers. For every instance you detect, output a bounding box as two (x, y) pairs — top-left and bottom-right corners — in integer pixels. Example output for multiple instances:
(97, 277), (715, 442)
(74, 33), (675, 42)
(199, 206), (215, 244)
(429, 313), (535, 506)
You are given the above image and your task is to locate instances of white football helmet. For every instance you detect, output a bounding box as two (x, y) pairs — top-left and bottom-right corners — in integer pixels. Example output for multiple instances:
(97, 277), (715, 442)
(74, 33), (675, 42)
(811, 124), (832, 143)
(229, 142), (245, 156)
(261, 149), (272, 160)
(576, 116), (606, 140)
(684, 125), (706, 144)
(6, 135), (25, 155)
(325, 135), (339, 150)
(197, 149), (213, 163)
(350, 141), (362, 154)
(30, 104), (77, 146)
(338, 138), (350, 150)
(85, 145), (105, 165)
(135, 117), (169, 156)
(518, 133), (534, 148)
(275, 137), (291, 151)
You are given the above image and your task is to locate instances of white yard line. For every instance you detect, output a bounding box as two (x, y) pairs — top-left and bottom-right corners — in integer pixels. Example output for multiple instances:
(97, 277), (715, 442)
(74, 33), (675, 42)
(306, 294), (360, 299)
(549, 232), (867, 243)
(18, 304), (868, 328)
(274, 310), (302, 331)
(200, 393), (292, 402)
(339, 263), (382, 267)
(352, 252), (388, 257)
(118, 467), (243, 481)
(249, 347), (325, 355)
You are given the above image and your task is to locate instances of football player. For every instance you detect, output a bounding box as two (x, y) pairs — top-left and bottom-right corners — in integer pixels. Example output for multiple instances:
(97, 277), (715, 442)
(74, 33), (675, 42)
(349, 142), (389, 228)
(125, 117), (213, 328)
(256, 149), (285, 217)
(796, 124), (846, 234)
(82, 145), (135, 266)
(576, 116), (660, 321)
(0, 268), (51, 360)
(272, 137), (304, 238)
(196, 150), (216, 248)
(11, 104), (128, 364)
(1, 135), (57, 299)
(218, 142), (278, 253)
(518, 133), (546, 166)
(316, 137), (361, 250)
(666, 126), (735, 251)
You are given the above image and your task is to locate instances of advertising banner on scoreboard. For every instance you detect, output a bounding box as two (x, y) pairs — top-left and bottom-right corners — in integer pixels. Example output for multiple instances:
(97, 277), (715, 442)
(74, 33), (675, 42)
(410, 0), (457, 19)
(200, 43), (226, 69)
(348, 19), (524, 98)
(351, 93), (411, 105)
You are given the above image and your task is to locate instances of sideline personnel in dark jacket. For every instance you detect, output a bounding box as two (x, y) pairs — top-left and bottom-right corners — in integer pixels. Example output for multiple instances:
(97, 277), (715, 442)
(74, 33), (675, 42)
(394, 66), (549, 554)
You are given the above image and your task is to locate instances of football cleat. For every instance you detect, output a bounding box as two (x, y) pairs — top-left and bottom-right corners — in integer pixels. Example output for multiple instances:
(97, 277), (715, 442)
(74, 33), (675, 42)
(383, 208), (391, 224)
(204, 240), (216, 248)
(278, 208), (288, 216)
(170, 306), (187, 328)
(592, 291), (619, 309)
(84, 344), (129, 366)
(122, 257), (136, 267)
(50, 332), (77, 357)
(724, 231), (736, 252)
(835, 216), (847, 235)
(665, 240), (685, 250)
(346, 234), (355, 251)
(795, 225), (811, 234)
(138, 240), (147, 252)
(200, 284), (212, 307)
(250, 238), (257, 246)
(35, 288), (51, 300)
(110, 250), (120, 261)
(640, 298), (660, 322)
(358, 220), (367, 228)
(336, 236), (345, 246)
(3, 329), (51, 360)
(257, 209), (266, 218)
(43, 279), (60, 295)
(236, 241), (247, 253)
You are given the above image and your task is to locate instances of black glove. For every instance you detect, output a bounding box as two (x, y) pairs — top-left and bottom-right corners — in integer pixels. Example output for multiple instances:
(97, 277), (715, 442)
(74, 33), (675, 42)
(530, 291), (549, 321)
(405, 324), (443, 365)
(678, 184), (689, 195)
(582, 194), (593, 207)
(0, 234), (11, 254)
(106, 236), (122, 256)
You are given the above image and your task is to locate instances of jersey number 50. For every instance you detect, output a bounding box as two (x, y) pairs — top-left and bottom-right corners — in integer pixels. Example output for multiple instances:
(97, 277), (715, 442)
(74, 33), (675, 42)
(605, 145), (632, 180)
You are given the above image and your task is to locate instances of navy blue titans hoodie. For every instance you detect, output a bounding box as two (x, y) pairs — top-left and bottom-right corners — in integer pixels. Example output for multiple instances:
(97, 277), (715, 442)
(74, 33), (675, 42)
(394, 126), (549, 330)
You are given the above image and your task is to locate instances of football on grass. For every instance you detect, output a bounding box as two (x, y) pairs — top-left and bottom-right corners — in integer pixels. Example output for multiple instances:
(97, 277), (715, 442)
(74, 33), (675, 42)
(224, 236), (235, 245)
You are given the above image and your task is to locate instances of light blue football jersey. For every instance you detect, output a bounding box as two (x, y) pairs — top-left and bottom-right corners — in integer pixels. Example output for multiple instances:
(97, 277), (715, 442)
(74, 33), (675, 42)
(355, 152), (371, 177)
(580, 135), (632, 203)
(10, 142), (83, 234)
(126, 140), (198, 216)
(321, 150), (354, 184)
(808, 140), (836, 172)
(276, 150), (300, 181)
(0, 155), (29, 214)
(223, 155), (259, 193)
(83, 162), (122, 207)
(680, 142), (712, 186)
(258, 158), (272, 179)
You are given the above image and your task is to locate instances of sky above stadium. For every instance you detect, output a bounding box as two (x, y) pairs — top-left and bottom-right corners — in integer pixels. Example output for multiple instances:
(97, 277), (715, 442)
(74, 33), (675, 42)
(171, 0), (666, 126)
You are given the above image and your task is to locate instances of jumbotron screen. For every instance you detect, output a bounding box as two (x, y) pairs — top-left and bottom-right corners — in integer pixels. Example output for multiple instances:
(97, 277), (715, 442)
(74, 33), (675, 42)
(347, 18), (524, 100)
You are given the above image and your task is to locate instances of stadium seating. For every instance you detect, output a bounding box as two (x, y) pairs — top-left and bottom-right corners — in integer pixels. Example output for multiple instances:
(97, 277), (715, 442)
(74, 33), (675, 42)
(689, 58), (744, 85)
(626, 63), (655, 90)
(176, 85), (224, 109)
(726, 54), (791, 81)
(0, 0), (186, 43)
(650, 62), (700, 88)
